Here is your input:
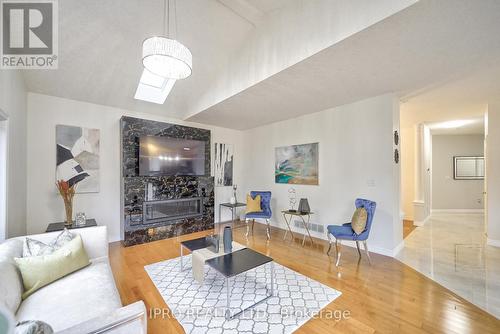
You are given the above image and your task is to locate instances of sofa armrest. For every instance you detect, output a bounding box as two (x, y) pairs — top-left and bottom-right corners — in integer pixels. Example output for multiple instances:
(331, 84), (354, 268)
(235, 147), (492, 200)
(56, 301), (147, 334)
(13, 226), (108, 260)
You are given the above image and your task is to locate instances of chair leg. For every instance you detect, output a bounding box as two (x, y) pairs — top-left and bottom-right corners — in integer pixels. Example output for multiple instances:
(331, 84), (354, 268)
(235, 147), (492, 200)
(356, 241), (362, 261)
(363, 240), (372, 265)
(335, 240), (342, 267)
(265, 219), (271, 240)
(327, 233), (332, 255)
(245, 219), (250, 238)
(252, 219), (255, 233)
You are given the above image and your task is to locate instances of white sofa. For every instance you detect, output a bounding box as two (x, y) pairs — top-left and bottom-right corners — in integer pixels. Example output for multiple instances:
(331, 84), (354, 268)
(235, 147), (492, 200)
(0, 226), (147, 333)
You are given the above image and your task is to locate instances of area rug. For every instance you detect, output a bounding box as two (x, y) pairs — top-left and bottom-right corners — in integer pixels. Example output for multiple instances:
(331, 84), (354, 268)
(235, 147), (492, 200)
(145, 254), (341, 334)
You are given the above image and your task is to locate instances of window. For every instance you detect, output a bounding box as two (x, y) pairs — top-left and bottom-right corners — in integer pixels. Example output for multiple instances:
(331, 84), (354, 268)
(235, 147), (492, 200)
(453, 156), (484, 180)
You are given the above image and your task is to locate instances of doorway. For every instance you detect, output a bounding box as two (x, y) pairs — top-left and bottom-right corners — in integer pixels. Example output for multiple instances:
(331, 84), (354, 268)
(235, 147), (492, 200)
(0, 110), (7, 241)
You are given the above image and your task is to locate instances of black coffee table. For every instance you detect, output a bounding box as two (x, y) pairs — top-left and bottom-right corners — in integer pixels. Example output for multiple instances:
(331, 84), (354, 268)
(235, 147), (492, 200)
(206, 248), (275, 319)
(180, 237), (211, 271)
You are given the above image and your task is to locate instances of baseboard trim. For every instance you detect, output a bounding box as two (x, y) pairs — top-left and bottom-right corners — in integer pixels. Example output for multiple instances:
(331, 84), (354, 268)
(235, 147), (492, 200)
(392, 240), (405, 257)
(487, 238), (500, 248)
(431, 209), (484, 214)
(263, 219), (400, 257)
(413, 215), (430, 227)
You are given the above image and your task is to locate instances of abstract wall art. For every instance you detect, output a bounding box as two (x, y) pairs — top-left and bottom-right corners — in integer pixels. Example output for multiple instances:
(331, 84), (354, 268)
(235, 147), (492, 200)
(275, 143), (319, 185)
(214, 143), (233, 186)
(56, 125), (100, 193)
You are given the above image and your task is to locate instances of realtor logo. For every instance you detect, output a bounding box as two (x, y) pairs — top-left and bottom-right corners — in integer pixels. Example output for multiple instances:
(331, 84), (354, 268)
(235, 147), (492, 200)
(1, 0), (58, 69)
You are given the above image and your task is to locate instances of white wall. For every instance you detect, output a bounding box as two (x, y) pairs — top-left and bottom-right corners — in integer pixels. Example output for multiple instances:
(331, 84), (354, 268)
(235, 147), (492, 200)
(0, 116), (7, 241)
(487, 103), (500, 246)
(0, 70), (27, 238)
(26, 93), (245, 242)
(25, 92), (404, 255)
(400, 126), (415, 220)
(432, 134), (484, 210)
(240, 94), (402, 256)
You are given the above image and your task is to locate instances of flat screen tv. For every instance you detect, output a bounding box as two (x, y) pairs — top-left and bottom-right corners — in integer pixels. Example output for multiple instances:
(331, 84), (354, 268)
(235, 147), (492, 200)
(139, 136), (206, 176)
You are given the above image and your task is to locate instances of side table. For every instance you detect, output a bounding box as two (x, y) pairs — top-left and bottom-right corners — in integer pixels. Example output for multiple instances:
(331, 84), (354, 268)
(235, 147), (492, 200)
(281, 210), (314, 246)
(219, 202), (246, 223)
(45, 219), (97, 233)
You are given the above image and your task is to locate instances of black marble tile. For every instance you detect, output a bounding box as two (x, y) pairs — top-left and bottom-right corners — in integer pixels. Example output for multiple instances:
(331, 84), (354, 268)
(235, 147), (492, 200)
(120, 116), (214, 246)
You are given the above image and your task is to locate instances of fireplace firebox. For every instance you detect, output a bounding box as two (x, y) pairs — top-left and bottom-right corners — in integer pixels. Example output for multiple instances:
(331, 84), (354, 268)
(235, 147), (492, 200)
(143, 197), (203, 224)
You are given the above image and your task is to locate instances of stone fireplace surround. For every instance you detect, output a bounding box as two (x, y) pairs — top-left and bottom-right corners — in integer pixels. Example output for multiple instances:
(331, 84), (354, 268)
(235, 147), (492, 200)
(121, 116), (214, 246)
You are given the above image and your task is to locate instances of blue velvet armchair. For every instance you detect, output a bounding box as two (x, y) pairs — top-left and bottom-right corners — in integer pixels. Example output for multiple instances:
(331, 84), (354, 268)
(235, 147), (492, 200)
(245, 191), (272, 240)
(326, 198), (376, 266)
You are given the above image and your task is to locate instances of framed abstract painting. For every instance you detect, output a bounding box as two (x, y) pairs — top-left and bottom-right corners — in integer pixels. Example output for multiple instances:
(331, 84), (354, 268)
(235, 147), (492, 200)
(275, 143), (319, 185)
(56, 125), (100, 193)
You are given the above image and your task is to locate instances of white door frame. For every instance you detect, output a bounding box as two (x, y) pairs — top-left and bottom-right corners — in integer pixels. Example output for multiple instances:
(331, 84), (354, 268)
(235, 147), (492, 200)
(0, 109), (8, 241)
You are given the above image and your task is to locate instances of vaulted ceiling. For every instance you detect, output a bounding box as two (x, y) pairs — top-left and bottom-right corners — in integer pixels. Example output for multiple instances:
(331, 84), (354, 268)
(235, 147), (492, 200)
(21, 0), (500, 131)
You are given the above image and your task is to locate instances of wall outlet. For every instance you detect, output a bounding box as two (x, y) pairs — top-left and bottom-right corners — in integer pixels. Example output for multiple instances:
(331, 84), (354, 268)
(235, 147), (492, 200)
(367, 179), (376, 187)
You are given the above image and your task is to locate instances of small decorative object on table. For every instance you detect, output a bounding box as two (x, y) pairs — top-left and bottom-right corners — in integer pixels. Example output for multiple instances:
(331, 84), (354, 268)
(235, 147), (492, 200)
(56, 180), (76, 227)
(288, 187), (297, 212)
(223, 226), (233, 253)
(230, 184), (238, 204)
(206, 234), (220, 253)
(75, 212), (86, 227)
(298, 198), (310, 214)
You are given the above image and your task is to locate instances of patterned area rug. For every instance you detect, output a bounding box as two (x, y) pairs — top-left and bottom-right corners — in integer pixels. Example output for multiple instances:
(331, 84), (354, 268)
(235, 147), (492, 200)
(145, 254), (341, 334)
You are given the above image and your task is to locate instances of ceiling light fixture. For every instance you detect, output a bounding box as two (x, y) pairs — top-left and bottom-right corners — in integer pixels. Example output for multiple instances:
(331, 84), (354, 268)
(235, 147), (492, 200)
(142, 0), (192, 80)
(433, 120), (474, 129)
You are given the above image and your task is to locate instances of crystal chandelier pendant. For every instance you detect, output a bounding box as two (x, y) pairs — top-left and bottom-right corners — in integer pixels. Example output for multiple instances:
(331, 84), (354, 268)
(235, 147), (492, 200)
(142, 36), (192, 79)
(142, 0), (192, 80)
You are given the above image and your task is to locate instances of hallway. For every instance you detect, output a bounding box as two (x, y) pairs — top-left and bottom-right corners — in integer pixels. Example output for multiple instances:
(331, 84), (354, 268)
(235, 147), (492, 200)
(397, 214), (500, 319)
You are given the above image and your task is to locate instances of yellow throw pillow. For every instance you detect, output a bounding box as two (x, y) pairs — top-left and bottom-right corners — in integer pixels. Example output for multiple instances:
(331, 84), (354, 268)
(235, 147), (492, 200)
(14, 235), (90, 299)
(351, 208), (368, 235)
(246, 194), (262, 214)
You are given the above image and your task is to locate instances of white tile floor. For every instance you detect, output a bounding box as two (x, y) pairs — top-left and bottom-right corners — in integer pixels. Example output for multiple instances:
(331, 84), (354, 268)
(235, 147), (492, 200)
(396, 214), (500, 319)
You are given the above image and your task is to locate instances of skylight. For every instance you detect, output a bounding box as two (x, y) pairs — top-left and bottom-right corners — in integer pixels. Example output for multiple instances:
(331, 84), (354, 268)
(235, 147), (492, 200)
(134, 69), (176, 104)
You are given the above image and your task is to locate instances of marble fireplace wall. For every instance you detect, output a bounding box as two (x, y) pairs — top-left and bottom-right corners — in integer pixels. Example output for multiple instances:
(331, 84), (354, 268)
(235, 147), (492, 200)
(121, 116), (214, 246)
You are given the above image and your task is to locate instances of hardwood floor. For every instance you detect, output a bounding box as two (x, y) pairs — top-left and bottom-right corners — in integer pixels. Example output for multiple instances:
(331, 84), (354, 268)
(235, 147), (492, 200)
(403, 220), (417, 239)
(109, 222), (500, 333)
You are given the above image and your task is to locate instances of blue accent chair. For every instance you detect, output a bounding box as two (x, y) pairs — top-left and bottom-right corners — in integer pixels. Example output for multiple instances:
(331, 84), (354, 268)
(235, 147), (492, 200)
(245, 191), (272, 240)
(326, 198), (376, 266)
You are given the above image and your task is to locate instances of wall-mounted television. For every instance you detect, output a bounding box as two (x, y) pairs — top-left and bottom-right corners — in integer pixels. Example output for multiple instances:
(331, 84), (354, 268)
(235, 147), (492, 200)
(139, 136), (206, 176)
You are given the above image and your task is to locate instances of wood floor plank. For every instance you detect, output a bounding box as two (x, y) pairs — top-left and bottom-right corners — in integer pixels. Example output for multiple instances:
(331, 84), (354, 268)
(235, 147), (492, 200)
(109, 222), (500, 333)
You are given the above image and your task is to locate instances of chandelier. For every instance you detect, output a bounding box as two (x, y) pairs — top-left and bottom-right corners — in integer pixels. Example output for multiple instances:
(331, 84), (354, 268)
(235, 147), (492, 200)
(142, 0), (192, 80)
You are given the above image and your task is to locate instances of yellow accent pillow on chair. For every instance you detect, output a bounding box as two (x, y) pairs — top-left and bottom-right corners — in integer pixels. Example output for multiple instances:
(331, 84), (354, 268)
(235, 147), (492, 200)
(351, 208), (368, 235)
(246, 194), (262, 214)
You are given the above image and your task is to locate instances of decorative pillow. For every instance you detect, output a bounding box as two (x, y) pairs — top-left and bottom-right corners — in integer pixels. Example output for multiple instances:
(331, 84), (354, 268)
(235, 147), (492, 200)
(15, 235), (90, 299)
(22, 229), (75, 257)
(351, 208), (368, 235)
(49, 228), (75, 249)
(245, 194), (262, 214)
(15, 320), (54, 334)
(22, 239), (54, 258)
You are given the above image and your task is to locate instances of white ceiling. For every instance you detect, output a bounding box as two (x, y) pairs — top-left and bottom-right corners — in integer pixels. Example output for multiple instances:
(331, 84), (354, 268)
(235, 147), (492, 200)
(21, 0), (412, 122)
(21, 0), (500, 132)
(22, 0), (279, 118)
(188, 0), (500, 129)
(247, 0), (291, 13)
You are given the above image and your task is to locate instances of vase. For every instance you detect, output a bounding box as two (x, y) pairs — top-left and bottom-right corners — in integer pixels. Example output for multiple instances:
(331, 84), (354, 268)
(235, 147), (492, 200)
(223, 226), (233, 253)
(64, 198), (73, 226)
